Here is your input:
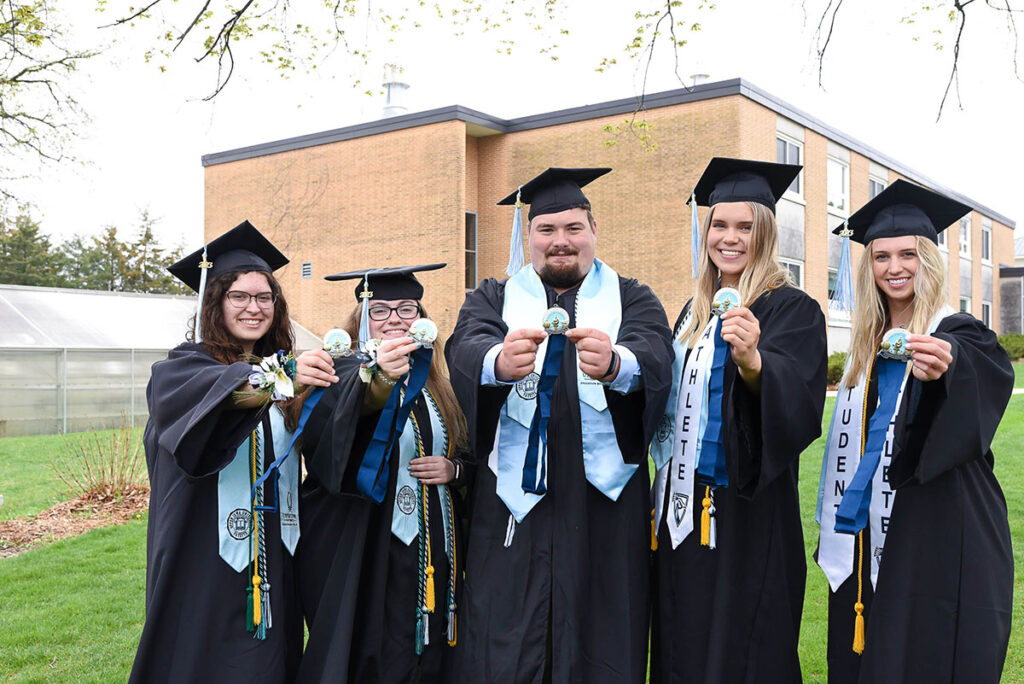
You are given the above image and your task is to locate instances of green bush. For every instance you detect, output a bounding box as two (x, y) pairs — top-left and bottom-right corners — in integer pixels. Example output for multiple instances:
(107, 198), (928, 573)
(827, 351), (847, 387)
(998, 333), (1024, 361)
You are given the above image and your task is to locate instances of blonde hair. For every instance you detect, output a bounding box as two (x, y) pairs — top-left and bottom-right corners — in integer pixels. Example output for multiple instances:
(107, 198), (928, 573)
(677, 202), (790, 346)
(843, 236), (947, 384)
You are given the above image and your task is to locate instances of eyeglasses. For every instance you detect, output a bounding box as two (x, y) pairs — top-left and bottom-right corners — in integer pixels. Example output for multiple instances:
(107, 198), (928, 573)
(367, 303), (421, 321)
(225, 291), (277, 308)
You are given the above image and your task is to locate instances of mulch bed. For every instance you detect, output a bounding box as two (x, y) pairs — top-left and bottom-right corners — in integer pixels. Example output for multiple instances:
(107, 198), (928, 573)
(0, 490), (149, 559)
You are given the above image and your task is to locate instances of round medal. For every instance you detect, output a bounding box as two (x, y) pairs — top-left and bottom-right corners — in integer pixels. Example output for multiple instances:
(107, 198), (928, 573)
(878, 327), (911, 361)
(711, 287), (742, 317)
(407, 317), (439, 348)
(322, 328), (353, 358)
(541, 306), (570, 335)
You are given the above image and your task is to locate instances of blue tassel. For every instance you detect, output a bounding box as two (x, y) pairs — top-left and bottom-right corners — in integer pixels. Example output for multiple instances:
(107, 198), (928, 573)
(506, 187), (526, 276)
(195, 245), (211, 341)
(690, 193), (700, 279)
(358, 274), (372, 347)
(830, 223), (855, 313)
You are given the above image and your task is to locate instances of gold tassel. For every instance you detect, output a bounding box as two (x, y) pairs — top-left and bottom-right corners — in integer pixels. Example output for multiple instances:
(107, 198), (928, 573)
(650, 508), (659, 551)
(853, 601), (865, 654)
(252, 574), (263, 626)
(700, 487), (712, 547)
(425, 565), (436, 613)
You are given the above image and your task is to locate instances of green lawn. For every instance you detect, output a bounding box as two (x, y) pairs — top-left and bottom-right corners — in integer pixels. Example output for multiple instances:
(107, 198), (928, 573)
(1, 397), (1022, 681)
(1014, 360), (1024, 388)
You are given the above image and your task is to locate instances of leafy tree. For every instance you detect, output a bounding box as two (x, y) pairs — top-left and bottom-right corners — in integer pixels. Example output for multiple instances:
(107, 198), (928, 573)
(123, 211), (188, 295)
(0, 210), (61, 286)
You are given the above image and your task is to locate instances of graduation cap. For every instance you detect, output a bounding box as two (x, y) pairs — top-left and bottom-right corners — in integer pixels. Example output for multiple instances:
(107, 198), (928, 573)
(325, 263), (446, 345)
(690, 157), (802, 213)
(168, 220), (289, 342)
(497, 167), (611, 275)
(169, 220), (288, 292)
(835, 178), (971, 245)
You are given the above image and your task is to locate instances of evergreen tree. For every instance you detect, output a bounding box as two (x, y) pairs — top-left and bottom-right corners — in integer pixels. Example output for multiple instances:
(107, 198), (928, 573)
(0, 211), (61, 286)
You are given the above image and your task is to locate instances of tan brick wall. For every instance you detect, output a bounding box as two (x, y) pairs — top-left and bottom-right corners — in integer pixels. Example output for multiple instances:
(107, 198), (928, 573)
(993, 219), (1014, 331)
(803, 129), (830, 310)
(204, 120), (469, 338)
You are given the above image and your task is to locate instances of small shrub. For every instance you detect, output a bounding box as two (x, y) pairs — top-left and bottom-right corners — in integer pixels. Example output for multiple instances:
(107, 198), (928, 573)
(827, 351), (848, 387)
(51, 418), (148, 501)
(998, 333), (1024, 361)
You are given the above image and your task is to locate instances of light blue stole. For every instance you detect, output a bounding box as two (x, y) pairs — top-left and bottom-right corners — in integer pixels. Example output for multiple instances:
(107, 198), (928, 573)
(489, 259), (637, 523)
(217, 405), (300, 572)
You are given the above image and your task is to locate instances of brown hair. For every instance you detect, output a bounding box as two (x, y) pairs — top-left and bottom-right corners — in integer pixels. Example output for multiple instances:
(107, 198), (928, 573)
(187, 270), (295, 365)
(339, 302), (469, 453)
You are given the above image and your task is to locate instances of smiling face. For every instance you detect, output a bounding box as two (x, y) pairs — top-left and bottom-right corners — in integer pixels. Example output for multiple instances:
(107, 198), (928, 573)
(529, 207), (597, 291)
(367, 299), (421, 340)
(706, 201), (754, 287)
(220, 271), (274, 355)
(871, 235), (920, 309)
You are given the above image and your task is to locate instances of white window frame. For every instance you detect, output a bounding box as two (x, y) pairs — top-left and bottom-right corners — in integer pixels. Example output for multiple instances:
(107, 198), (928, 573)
(981, 219), (992, 264)
(826, 267), (851, 324)
(776, 134), (803, 199)
(827, 157), (850, 216)
(779, 257), (804, 290)
(301, 261), (313, 279)
(959, 216), (971, 258)
(465, 211), (478, 291)
(868, 176), (886, 200)
(936, 225), (948, 250)
(981, 301), (992, 328)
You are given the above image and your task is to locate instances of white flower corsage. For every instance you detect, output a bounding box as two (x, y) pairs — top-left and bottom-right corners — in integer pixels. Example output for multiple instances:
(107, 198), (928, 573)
(235, 350), (297, 403)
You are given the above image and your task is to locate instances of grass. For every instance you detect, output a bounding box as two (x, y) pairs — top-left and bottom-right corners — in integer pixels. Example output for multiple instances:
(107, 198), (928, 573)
(1014, 360), (1024, 388)
(0, 395), (1022, 681)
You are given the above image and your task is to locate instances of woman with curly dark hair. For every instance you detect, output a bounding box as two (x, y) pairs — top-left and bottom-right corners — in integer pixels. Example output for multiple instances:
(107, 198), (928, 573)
(130, 221), (304, 683)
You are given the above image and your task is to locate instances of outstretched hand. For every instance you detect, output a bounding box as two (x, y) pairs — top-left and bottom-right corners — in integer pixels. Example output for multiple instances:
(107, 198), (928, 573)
(905, 334), (953, 382)
(495, 328), (547, 382)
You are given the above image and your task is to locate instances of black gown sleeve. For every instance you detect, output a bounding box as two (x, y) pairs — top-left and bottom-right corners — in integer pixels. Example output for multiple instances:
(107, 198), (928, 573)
(149, 343), (263, 478)
(729, 287), (828, 498)
(444, 279), (514, 452)
(888, 313), (1014, 488)
(607, 277), (674, 461)
(301, 355), (376, 496)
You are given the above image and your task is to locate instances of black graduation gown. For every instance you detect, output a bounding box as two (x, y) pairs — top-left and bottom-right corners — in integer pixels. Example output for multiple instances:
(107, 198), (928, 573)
(651, 285), (827, 684)
(824, 313), (1014, 684)
(130, 343), (303, 684)
(296, 357), (469, 684)
(445, 275), (673, 684)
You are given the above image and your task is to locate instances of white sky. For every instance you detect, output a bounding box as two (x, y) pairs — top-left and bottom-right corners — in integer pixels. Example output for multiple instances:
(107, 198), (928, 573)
(9, 1), (1024, 251)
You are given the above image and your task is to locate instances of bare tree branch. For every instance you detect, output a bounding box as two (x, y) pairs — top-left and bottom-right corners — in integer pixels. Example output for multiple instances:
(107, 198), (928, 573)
(937, 0), (976, 120)
(814, 0), (846, 87)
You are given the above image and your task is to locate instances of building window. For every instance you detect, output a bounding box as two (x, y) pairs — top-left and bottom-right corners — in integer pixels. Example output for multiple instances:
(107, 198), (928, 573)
(776, 135), (802, 195)
(959, 216), (971, 257)
(982, 301), (991, 327)
(868, 177), (886, 199)
(827, 268), (838, 300)
(779, 258), (803, 289)
(301, 262), (312, 279)
(937, 226), (947, 249)
(981, 220), (992, 262)
(960, 297), (970, 313)
(465, 212), (478, 290)
(827, 157), (849, 214)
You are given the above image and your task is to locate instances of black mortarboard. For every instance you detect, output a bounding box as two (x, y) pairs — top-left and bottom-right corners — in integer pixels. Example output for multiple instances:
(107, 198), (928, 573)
(690, 157), (802, 213)
(497, 167), (611, 220)
(325, 263), (447, 302)
(838, 179), (971, 245)
(169, 220), (289, 292)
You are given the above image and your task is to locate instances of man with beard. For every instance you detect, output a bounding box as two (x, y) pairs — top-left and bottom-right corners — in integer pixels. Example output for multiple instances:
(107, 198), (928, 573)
(446, 167), (673, 683)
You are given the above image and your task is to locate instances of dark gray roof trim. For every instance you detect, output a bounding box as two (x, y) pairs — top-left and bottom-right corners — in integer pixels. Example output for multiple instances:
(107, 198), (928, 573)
(1000, 265), (1024, 277)
(202, 78), (1013, 227)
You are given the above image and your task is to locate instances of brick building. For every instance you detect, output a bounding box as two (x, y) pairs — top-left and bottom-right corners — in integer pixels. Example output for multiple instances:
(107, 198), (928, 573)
(202, 78), (1015, 351)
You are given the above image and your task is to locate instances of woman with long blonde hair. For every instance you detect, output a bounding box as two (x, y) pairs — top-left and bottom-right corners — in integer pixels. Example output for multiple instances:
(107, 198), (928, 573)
(291, 263), (471, 683)
(650, 158), (827, 683)
(816, 180), (1013, 684)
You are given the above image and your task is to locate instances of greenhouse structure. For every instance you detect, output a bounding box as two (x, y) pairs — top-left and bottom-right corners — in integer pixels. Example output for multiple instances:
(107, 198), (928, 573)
(0, 284), (321, 437)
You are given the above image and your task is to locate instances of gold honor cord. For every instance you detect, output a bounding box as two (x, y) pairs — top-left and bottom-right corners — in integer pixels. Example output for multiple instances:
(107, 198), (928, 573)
(853, 354), (876, 655)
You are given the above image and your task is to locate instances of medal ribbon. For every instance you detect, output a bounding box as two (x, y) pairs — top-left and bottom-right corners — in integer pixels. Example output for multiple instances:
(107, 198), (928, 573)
(251, 387), (327, 510)
(834, 358), (907, 534)
(357, 347), (433, 503)
(522, 333), (567, 494)
(695, 321), (730, 488)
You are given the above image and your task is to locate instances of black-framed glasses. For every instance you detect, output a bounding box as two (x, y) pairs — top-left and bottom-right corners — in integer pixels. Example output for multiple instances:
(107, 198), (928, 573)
(225, 290), (277, 308)
(367, 303), (421, 321)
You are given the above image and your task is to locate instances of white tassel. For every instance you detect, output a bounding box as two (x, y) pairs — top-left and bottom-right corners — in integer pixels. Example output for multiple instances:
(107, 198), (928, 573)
(504, 514), (517, 548)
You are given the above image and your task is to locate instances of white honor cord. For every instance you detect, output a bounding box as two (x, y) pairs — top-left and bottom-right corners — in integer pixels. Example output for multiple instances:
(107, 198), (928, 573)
(195, 245), (209, 342)
(504, 514), (516, 548)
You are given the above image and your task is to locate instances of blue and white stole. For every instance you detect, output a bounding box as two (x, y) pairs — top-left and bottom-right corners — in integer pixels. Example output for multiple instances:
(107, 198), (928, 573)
(390, 391), (455, 559)
(651, 311), (720, 548)
(816, 305), (954, 591)
(488, 259), (637, 524)
(217, 405), (300, 572)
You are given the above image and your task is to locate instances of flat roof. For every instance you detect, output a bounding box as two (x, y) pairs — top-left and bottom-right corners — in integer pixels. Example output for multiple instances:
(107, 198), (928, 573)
(203, 77), (1014, 228)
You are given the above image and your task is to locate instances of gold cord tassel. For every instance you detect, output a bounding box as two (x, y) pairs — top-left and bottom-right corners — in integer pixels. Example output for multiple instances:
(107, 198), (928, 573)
(853, 530), (865, 654)
(700, 486), (712, 547)
(252, 574), (263, 626)
(425, 565), (436, 613)
(650, 508), (659, 551)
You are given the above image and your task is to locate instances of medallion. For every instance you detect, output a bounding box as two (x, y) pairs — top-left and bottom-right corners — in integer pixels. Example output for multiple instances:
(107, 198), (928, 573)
(322, 328), (353, 358)
(711, 287), (742, 317)
(878, 327), (912, 361)
(541, 306), (570, 335)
